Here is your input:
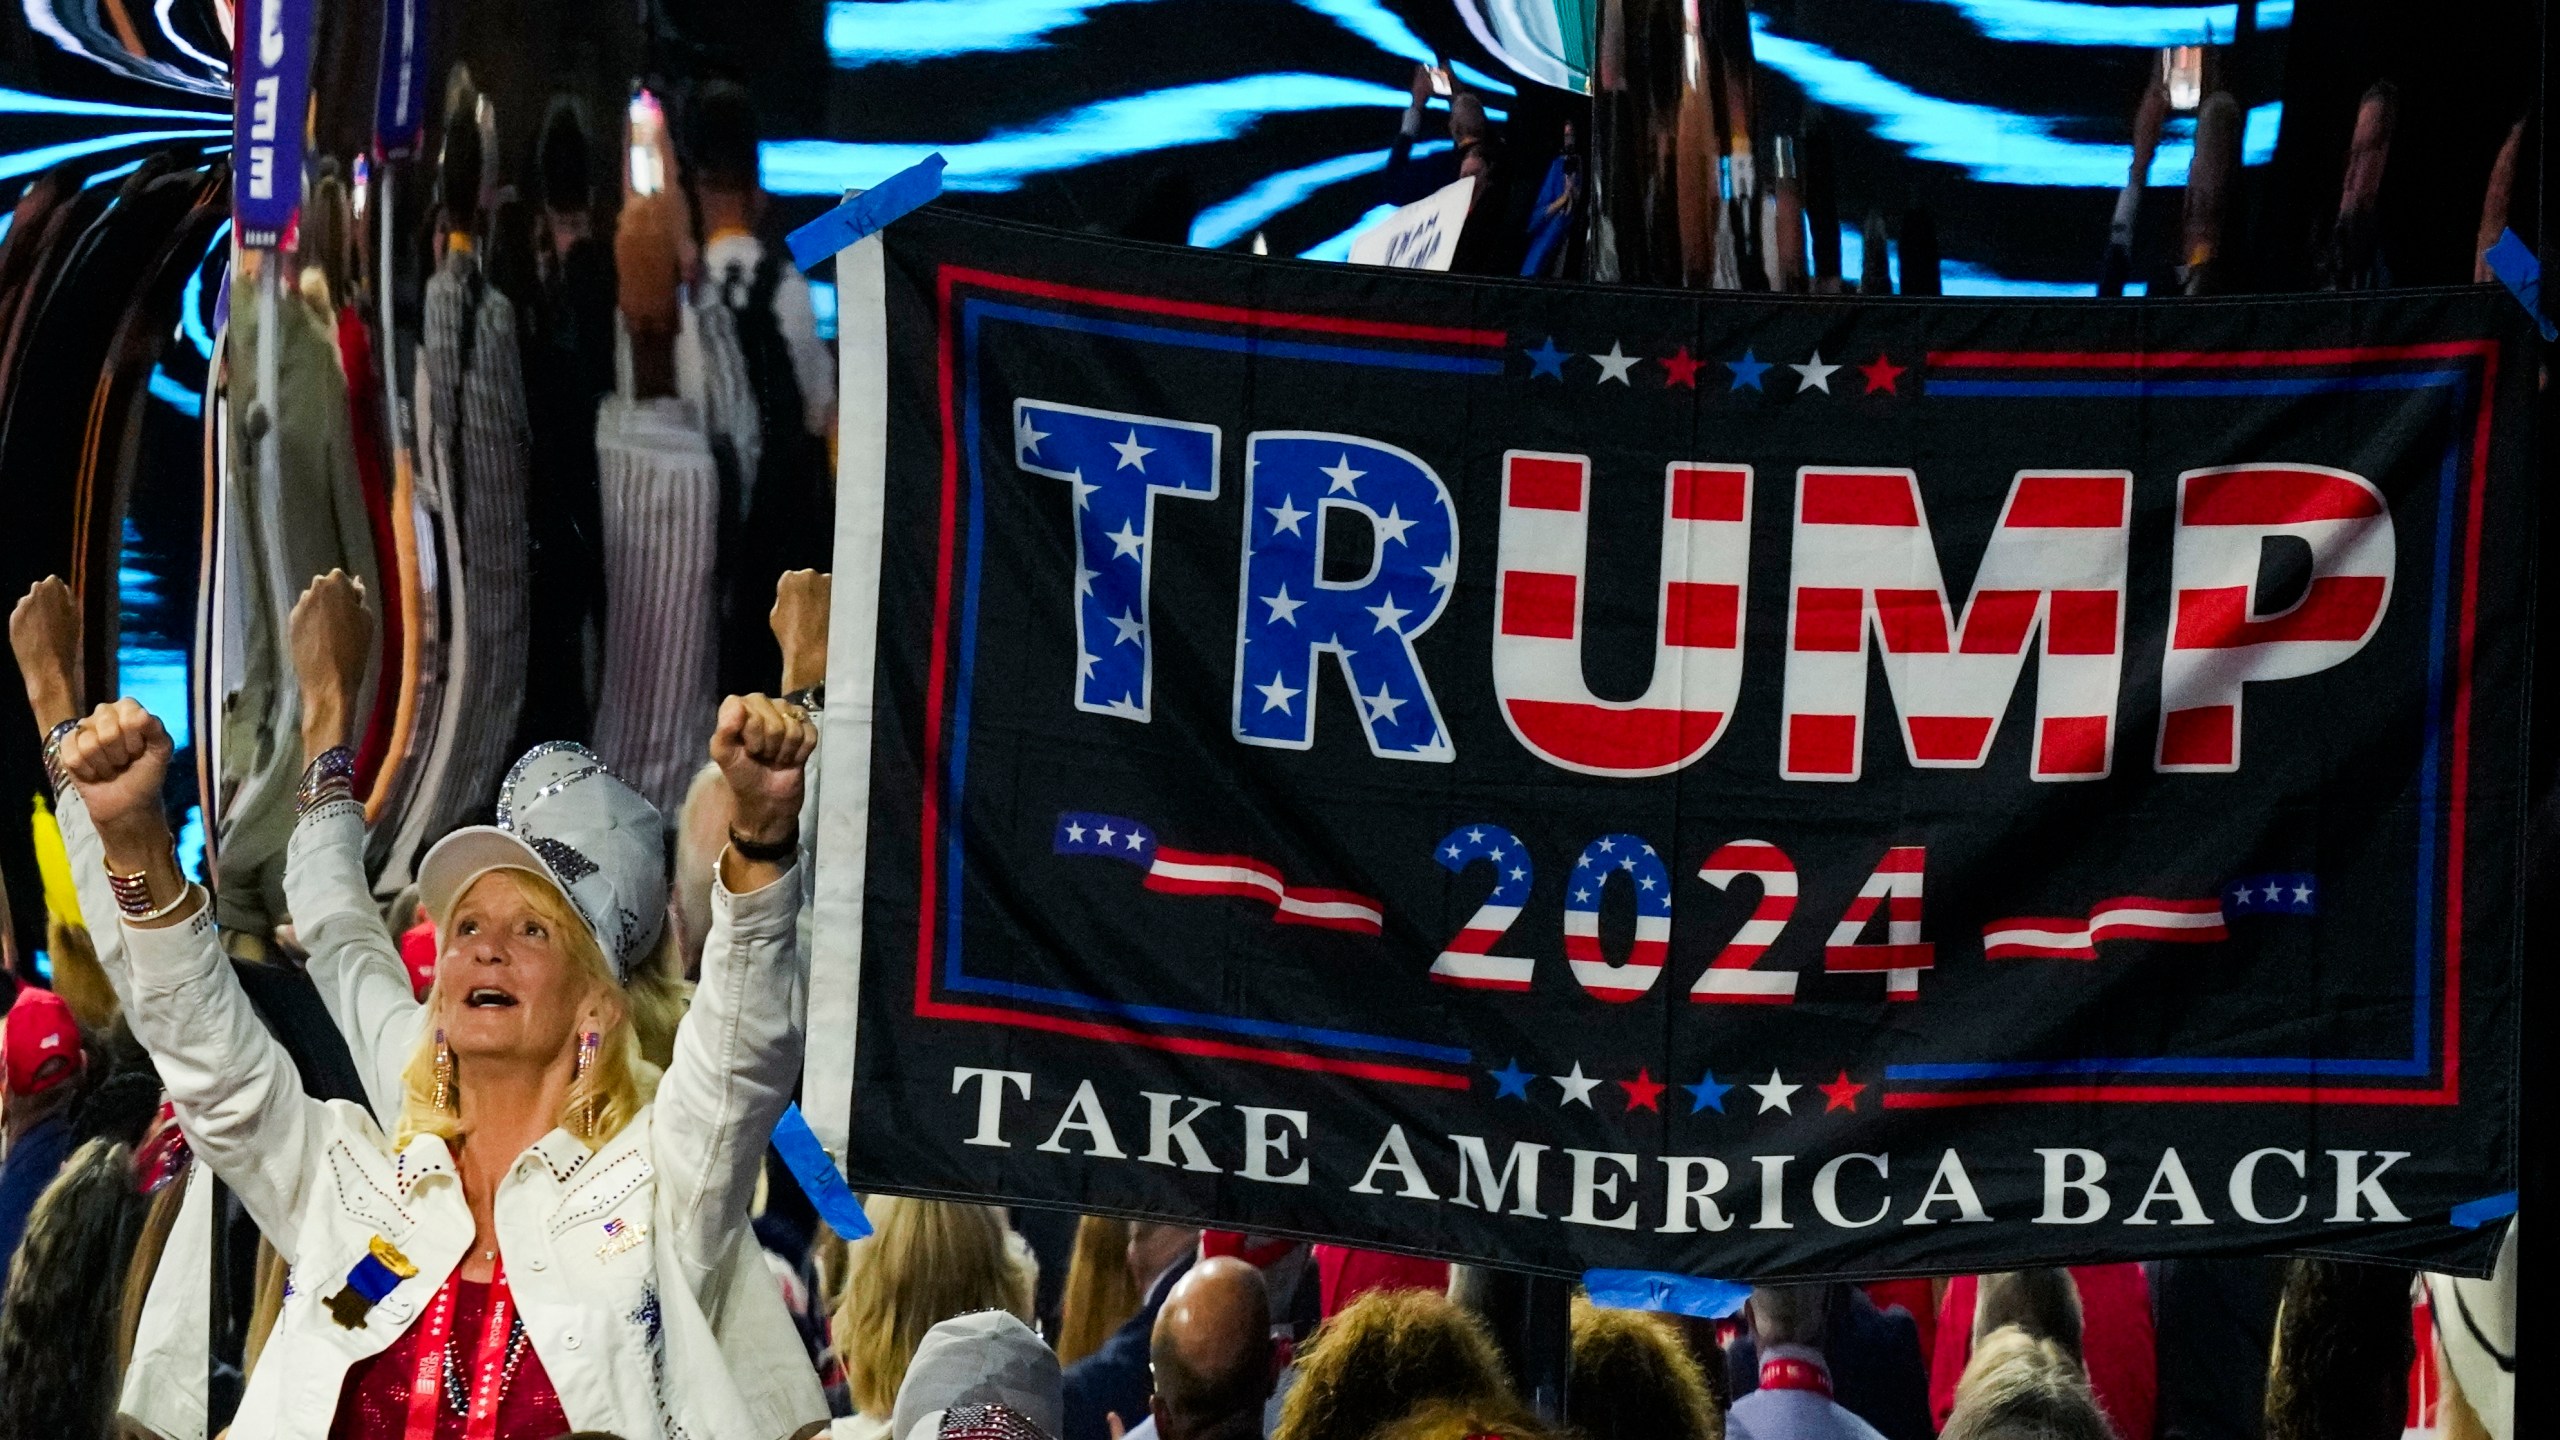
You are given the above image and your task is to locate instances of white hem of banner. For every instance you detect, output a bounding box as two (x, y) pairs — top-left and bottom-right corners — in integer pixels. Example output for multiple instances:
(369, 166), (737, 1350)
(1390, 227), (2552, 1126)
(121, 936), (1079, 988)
(804, 232), (888, 1167)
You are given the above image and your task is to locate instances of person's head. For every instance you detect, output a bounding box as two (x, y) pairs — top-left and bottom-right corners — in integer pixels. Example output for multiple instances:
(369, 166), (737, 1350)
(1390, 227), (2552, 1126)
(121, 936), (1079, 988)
(437, 67), (485, 235)
(301, 163), (353, 312)
(1149, 1255), (1273, 1440)
(1055, 1214), (1138, 1367)
(0, 1138), (144, 1438)
(539, 95), (594, 219)
(3, 985), (86, 1130)
(888, 1310), (1064, 1440)
(1128, 1221), (1198, 1289)
(686, 79), (762, 201)
(837, 1197), (1040, 1419)
(397, 743), (671, 1150)
(1940, 1326), (2114, 1440)
(1274, 1288), (1514, 1440)
(1745, 1283), (1830, 1353)
(1567, 1298), (1720, 1440)
(1973, 1270), (2084, 1363)
(2263, 1259), (2412, 1440)
(1370, 1398), (1561, 1440)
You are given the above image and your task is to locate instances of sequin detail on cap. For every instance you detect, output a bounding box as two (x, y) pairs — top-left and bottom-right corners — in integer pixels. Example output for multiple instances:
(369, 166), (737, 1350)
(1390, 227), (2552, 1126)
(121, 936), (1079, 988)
(493, 740), (613, 832)
(525, 835), (599, 885)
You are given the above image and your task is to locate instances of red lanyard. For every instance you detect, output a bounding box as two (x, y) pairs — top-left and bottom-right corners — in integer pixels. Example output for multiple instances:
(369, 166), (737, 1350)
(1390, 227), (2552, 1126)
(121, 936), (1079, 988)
(404, 1260), (520, 1440)
(1760, 1355), (1834, 1397)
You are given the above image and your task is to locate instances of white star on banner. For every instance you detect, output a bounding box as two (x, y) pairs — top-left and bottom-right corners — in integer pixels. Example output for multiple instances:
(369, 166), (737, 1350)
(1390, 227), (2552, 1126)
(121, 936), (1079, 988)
(1360, 684), (1408, 725)
(1372, 503), (1417, 547)
(1322, 454), (1365, 494)
(1553, 1063), (1602, 1107)
(1096, 823), (1118, 845)
(1076, 651), (1097, 681)
(1108, 610), (1144, 646)
(1261, 585), (1304, 625)
(1016, 413), (1049, 456)
(1752, 1069), (1800, 1114)
(1075, 562), (1097, 597)
(1255, 672), (1301, 713)
(1366, 594), (1411, 633)
(1791, 351), (1840, 393)
(1265, 496), (1310, 536)
(1110, 429), (1154, 470)
(1423, 551), (1458, 591)
(1069, 469), (1097, 508)
(1106, 520), (1146, 559)
(1065, 822), (1087, 842)
(1590, 341), (1638, 385)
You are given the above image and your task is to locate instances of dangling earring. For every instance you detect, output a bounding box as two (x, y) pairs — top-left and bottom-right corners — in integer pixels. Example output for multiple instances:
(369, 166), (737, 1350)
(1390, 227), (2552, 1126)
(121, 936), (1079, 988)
(573, 1030), (602, 1138)
(432, 1030), (455, 1112)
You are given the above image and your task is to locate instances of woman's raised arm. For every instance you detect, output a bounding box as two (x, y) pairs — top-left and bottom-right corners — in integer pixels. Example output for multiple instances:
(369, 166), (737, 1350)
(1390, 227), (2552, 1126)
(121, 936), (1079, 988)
(651, 694), (817, 1284)
(63, 699), (333, 1261)
(282, 570), (422, 1117)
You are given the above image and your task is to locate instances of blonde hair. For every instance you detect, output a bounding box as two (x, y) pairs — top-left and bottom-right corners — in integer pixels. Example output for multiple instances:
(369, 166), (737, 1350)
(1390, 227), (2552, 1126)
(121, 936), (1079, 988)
(834, 1197), (1038, 1419)
(1568, 1297), (1721, 1440)
(1055, 1215), (1139, 1367)
(1942, 1326), (2115, 1440)
(392, 869), (656, 1151)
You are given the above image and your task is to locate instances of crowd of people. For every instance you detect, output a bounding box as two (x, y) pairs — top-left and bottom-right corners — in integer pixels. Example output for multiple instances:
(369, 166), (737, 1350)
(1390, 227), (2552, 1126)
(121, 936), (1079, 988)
(0, 32), (2529, 1440)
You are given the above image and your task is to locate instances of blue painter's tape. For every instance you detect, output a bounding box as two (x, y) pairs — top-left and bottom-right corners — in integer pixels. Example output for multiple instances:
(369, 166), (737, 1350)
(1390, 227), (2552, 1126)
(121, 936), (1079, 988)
(2450, 1190), (2517, 1229)
(772, 1103), (874, 1238)
(786, 153), (946, 272)
(1582, 1269), (1752, 1319)
(2482, 229), (2557, 341)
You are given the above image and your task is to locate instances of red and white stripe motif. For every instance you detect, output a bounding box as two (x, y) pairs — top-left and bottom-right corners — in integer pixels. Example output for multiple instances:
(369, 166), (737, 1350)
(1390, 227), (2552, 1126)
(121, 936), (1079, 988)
(1492, 453), (1753, 777)
(1691, 840), (1799, 1002)
(1981, 896), (2228, 960)
(1782, 468), (2131, 783)
(1144, 850), (1385, 933)
(2156, 464), (2394, 773)
(1824, 845), (1931, 1000)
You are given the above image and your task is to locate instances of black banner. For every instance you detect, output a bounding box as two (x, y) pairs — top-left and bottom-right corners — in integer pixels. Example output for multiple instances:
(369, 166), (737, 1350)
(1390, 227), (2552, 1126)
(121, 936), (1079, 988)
(830, 209), (2529, 1280)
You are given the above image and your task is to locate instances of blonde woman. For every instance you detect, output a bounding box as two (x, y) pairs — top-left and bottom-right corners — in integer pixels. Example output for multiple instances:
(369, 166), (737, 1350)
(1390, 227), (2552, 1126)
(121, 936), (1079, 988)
(1055, 1215), (1140, 1367)
(831, 1196), (1039, 1438)
(56, 680), (825, 1439)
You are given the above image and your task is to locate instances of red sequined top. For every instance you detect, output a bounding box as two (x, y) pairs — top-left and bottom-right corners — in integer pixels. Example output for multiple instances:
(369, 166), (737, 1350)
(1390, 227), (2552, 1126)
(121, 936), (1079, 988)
(330, 1277), (571, 1440)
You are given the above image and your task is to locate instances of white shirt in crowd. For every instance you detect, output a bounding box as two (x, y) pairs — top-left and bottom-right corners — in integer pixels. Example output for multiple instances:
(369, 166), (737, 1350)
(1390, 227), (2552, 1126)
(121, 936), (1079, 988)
(676, 230), (836, 439)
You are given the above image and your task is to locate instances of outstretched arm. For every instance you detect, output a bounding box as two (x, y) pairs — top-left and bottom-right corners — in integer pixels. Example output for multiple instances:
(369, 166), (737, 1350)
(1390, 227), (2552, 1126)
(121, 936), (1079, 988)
(10, 579), (136, 991)
(63, 699), (329, 1259)
(283, 570), (422, 1118)
(653, 694), (817, 1283)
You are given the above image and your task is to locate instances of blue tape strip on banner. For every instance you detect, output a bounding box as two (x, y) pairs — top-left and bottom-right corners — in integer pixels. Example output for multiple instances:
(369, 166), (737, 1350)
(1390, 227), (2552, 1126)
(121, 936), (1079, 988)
(2449, 1190), (2518, 1229)
(1581, 1269), (1752, 1319)
(785, 153), (947, 273)
(773, 1103), (874, 1238)
(2482, 229), (2558, 341)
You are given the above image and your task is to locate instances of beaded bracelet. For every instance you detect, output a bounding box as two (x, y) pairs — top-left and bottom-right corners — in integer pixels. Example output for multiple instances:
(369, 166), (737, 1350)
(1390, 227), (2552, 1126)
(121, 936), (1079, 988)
(297, 746), (356, 817)
(40, 717), (79, 794)
(107, 860), (185, 919)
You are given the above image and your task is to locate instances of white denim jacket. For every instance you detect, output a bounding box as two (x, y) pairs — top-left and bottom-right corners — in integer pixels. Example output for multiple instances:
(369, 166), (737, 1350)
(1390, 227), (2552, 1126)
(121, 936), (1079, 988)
(117, 856), (827, 1440)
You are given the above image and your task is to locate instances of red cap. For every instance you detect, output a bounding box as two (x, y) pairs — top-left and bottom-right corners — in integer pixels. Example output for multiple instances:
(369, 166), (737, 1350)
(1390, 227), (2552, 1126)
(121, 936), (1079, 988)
(3, 987), (83, 1097)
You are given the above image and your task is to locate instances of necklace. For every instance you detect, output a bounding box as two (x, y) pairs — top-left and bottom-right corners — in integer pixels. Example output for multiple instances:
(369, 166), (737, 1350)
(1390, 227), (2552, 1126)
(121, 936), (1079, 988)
(440, 1308), (530, 1417)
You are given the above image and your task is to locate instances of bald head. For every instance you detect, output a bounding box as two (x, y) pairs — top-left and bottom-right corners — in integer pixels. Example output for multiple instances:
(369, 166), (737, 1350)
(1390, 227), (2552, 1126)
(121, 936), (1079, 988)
(1149, 1256), (1272, 1440)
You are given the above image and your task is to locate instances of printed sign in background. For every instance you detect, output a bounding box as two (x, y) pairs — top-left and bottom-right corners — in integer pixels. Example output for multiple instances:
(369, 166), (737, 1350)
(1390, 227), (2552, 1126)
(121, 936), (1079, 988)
(823, 210), (2528, 1280)
(229, 0), (312, 248)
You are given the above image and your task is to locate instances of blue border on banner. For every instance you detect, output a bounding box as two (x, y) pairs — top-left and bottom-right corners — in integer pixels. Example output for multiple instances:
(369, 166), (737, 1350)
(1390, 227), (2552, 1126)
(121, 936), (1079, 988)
(1893, 361), (2478, 1083)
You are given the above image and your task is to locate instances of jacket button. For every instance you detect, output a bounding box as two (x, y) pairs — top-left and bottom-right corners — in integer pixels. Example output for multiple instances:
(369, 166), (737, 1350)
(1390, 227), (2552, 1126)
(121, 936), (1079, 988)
(529, 1258), (546, 1272)
(564, 1333), (581, 1349)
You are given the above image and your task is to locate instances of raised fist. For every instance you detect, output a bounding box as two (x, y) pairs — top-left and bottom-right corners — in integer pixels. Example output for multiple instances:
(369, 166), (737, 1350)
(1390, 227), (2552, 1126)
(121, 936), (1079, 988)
(769, 569), (832, 695)
(710, 694), (818, 848)
(290, 570), (372, 753)
(10, 576), (82, 731)
(61, 698), (174, 848)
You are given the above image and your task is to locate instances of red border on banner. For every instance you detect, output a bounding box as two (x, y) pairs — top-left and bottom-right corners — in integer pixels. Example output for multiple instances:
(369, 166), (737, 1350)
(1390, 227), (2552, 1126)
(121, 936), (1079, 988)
(1888, 338), (2499, 1108)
